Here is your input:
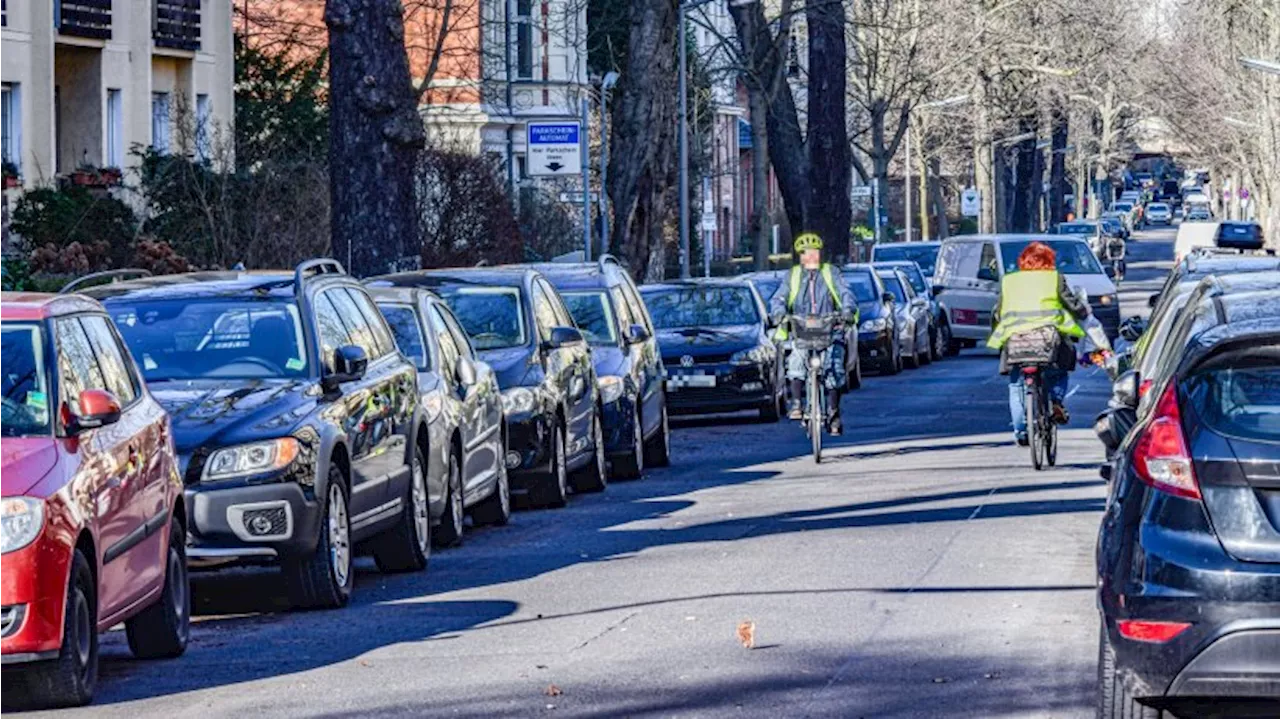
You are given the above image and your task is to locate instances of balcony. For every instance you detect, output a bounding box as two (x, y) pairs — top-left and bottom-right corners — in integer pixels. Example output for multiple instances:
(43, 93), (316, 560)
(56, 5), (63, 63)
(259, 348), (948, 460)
(55, 0), (113, 40)
(153, 0), (201, 52)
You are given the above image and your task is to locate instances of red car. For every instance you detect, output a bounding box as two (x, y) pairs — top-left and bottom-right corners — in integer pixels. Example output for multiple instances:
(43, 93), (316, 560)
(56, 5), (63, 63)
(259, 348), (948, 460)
(1, 292), (189, 708)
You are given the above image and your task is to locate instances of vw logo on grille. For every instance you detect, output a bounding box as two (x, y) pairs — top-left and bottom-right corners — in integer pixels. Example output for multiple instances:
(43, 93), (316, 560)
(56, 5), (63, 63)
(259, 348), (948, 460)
(680, 355), (695, 368)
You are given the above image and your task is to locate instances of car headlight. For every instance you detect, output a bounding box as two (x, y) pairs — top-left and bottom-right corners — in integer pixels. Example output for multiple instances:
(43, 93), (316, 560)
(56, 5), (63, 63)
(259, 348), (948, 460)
(203, 438), (300, 481)
(1098, 294), (1116, 306)
(730, 345), (773, 366)
(597, 375), (626, 404)
(1, 497), (45, 554)
(501, 387), (537, 416)
(860, 317), (889, 332)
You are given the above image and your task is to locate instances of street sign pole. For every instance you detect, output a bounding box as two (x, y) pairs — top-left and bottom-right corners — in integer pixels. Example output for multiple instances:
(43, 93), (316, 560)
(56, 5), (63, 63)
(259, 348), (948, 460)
(581, 98), (592, 262)
(873, 180), (882, 243)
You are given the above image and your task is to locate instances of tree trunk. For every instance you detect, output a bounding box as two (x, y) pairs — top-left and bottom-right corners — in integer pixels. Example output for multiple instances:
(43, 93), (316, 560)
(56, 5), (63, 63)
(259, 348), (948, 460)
(326, 0), (425, 276)
(1049, 108), (1068, 225)
(606, 0), (678, 280)
(747, 91), (771, 270)
(973, 77), (994, 234)
(929, 157), (948, 239)
(804, 0), (849, 259)
(1011, 116), (1039, 233)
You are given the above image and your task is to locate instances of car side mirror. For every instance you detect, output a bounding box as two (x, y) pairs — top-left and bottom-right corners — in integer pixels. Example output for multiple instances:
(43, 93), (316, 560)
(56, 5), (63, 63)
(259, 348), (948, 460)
(1147, 292), (1160, 309)
(1119, 316), (1147, 342)
(881, 291), (896, 304)
(543, 326), (584, 351)
(70, 389), (122, 431)
(1112, 370), (1139, 410)
(456, 355), (478, 387)
(626, 324), (651, 344)
(326, 345), (368, 389)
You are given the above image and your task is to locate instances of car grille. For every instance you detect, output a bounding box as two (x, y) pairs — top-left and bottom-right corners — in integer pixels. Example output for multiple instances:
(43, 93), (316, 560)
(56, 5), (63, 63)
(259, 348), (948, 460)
(1, 605), (23, 638)
(664, 353), (733, 366)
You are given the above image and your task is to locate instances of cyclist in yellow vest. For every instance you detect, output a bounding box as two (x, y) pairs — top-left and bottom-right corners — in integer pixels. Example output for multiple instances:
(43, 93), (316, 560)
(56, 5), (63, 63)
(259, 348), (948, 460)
(768, 232), (857, 434)
(987, 241), (1089, 446)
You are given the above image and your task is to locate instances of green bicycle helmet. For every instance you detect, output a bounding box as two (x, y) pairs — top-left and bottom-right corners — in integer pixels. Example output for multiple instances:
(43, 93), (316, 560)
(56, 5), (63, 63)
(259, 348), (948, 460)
(793, 232), (823, 253)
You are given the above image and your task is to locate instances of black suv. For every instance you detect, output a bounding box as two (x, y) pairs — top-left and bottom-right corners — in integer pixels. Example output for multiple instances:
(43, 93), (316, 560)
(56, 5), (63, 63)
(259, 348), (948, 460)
(372, 268), (606, 508)
(84, 261), (428, 609)
(530, 256), (670, 479)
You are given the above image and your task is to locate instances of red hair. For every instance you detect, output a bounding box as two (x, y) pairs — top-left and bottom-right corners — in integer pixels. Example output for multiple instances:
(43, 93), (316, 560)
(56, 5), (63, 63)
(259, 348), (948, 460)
(1018, 242), (1056, 271)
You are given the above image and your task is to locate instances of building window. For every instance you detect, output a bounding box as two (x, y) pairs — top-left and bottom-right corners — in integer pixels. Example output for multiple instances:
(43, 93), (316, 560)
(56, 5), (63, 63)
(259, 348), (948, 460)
(151, 92), (170, 153)
(515, 0), (533, 80)
(195, 93), (211, 162)
(106, 89), (123, 167)
(1, 83), (19, 174)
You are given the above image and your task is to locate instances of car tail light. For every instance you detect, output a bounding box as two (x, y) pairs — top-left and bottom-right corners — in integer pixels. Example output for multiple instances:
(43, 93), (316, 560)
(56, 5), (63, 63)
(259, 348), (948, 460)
(1117, 620), (1192, 643)
(952, 308), (978, 325)
(1132, 382), (1200, 500)
(1138, 379), (1152, 399)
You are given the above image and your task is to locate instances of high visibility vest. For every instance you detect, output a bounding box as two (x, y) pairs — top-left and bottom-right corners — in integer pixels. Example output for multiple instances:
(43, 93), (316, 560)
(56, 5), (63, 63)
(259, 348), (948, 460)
(777, 264), (847, 341)
(986, 270), (1084, 349)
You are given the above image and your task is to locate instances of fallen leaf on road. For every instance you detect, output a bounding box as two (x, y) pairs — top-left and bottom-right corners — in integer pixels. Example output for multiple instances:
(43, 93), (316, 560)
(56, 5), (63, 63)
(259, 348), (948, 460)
(737, 620), (756, 649)
(545, 684), (563, 697)
(932, 677), (950, 684)
(984, 672), (1002, 680)
(359, 660), (371, 667)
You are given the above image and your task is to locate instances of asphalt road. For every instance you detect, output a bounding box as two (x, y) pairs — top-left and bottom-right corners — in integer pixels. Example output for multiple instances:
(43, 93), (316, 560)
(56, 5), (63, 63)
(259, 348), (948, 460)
(19, 229), (1176, 719)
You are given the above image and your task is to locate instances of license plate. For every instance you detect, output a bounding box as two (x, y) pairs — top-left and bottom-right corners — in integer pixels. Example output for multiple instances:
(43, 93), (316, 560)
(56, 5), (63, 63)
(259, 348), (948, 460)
(666, 373), (716, 389)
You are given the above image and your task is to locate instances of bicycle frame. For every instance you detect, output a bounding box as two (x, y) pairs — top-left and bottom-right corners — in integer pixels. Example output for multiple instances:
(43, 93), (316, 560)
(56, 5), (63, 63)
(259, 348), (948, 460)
(1021, 365), (1058, 470)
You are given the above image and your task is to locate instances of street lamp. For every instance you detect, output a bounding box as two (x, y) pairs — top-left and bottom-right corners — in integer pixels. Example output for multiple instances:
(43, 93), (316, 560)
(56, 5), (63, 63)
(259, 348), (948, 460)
(679, 0), (756, 278)
(904, 95), (969, 242)
(1240, 57), (1280, 75)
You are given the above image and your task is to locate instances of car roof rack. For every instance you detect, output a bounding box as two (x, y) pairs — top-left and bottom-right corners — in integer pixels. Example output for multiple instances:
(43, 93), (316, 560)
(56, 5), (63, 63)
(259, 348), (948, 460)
(293, 258), (345, 294)
(597, 254), (622, 272)
(60, 269), (153, 294)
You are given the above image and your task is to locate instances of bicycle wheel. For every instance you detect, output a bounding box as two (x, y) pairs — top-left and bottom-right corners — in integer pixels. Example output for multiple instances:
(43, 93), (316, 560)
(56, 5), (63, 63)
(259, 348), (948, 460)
(1046, 411), (1059, 467)
(1026, 382), (1043, 470)
(809, 369), (823, 464)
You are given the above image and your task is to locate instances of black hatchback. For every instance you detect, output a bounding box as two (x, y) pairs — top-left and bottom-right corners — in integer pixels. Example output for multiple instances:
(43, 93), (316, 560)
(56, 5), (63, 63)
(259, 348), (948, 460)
(84, 261), (428, 609)
(1096, 321), (1280, 717)
(530, 257), (670, 479)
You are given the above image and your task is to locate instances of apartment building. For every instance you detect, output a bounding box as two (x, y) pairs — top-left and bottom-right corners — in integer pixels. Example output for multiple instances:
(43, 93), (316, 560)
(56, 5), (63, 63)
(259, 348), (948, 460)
(1, 0), (234, 188)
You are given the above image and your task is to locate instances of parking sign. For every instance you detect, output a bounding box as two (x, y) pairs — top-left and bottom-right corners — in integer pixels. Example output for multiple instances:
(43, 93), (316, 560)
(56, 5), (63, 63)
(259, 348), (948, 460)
(527, 122), (582, 177)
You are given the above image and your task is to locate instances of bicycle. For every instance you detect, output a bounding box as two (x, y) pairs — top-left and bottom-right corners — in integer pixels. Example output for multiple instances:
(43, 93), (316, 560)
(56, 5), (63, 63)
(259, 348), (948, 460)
(1019, 363), (1058, 470)
(785, 313), (844, 464)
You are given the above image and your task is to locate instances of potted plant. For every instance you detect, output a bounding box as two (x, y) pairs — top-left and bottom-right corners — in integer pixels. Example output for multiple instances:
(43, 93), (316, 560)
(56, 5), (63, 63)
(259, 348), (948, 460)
(99, 166), (123, 186)
(2, 161), (20, 189)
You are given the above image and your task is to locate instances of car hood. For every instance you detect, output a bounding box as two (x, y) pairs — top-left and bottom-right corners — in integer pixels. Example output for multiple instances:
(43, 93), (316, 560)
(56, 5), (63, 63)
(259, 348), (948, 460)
(655, 324), (763, 357)
(149, 379), (317, 453)
(478, 346), (538, 389)
(859, 301), (885, 320)
(1, 439), (60, 496)
(589, 345), (627, 377)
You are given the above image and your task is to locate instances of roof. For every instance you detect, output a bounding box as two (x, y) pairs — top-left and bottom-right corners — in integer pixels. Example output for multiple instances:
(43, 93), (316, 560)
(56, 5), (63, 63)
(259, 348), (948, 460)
(940, 233), (1061, 244)
(366, 285), (439, 305)
(2, 292), (104, 320)
(639, 278), (754, 292)
(1181, 255), (1280, 279)
(371, 267), (536, 290)
(79, 271), (305, 303)
(874, 240), (942, 248)
(525, 263), (614, 291)
(871, 260), (925, 271)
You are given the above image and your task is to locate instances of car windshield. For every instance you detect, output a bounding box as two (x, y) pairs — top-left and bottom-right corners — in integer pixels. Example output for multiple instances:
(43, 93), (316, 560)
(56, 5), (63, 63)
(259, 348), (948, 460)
(873, 245), (939, 276)
(1149, 204), (1169, 212)
(1184, 364), (1280, 443)
(889, 265), (927, 294)
(561, 291), (617, 345)
(1, 324), (53, 437)
(435, 286), (528, 350)
(879, 276), (907, 304)
(108, 299), (309, 381)
(1058, 224), (1096, 235)
(1113, 202), (1134, 212)
(1000, 240), (1105, 275)
(843, 272), (878, 303)
(643, 286), (760, 329)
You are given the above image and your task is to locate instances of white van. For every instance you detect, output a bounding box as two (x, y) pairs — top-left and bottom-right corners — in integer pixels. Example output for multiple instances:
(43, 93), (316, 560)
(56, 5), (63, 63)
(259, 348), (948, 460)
(933, 235), (1121, 351)
(1174, 221), (1220, 264)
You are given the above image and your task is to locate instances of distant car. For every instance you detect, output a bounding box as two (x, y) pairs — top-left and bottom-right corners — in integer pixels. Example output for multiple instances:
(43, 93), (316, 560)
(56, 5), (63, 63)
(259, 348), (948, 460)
(368, 287), (511, 544)
(1215, 221), (1264, 251)
(85, 262), (430, 610)
(1101, 210), (1133, 236)
(871, 260), (952, 360)
(640, 279), (783, 421)
(1099, 216), (1127, 240)
(1056, 221), (1106, 254)
(530, 257), (670, 478)
(1111, 201), (1138, 228)
(1, 292), (189, 708)
(374, 268), (607, 507)
(1095, 319), (1280, 718)
(875, 269), (932, 369)
(1185, 206), (1212, 222)
(1144, 202), (1172, 225)
(870, 241), (943, 280)
(845, 264), (902, 374)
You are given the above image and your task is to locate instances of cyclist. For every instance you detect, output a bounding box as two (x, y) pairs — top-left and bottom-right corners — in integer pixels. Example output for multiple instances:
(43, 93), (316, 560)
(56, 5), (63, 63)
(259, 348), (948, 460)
(768, 232), (857, 435)
(987, 241), (1090, 446)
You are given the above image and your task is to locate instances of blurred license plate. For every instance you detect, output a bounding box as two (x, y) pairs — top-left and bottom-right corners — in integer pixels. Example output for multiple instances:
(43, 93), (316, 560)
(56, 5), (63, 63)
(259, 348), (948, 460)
(667, 373), (716, 389)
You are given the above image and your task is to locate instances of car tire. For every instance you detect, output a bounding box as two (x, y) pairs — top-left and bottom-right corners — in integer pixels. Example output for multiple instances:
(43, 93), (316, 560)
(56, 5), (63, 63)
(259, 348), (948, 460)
(285, 466), (354, 608)
(373, 446), (434, 570)
(758, 391), (781, 422)
(1098, 624), (1164, 718)
(431, 448), (465, 549)
(572, 413), (608, 493)
(918, 331), (933, 365)
(471, 443), (511, 526)
(931, 323), (946, 361)
(125, 514), (190, 659)
(643, 406), (671, 467)
(904, 336), (920, 369)
(5, 550), (98, 710)
(613, 405), (645, 479)
(536, 424), (570, 508)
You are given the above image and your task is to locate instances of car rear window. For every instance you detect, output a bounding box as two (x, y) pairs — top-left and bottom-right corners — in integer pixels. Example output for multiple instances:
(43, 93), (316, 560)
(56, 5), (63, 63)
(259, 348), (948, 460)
(842, 271), (878, 303)
(1, 323), (52, 437)
(1184, 365), (1280, 443)
(872, 245), (939, 276)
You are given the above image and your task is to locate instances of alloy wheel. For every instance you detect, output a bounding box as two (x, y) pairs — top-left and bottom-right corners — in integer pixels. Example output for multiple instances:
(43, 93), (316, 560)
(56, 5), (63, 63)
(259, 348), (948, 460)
(72, 587), (92, 667)
(328, 483), (351, 587)
(168, 548), (188, 630)
(413, 462), (431, 555)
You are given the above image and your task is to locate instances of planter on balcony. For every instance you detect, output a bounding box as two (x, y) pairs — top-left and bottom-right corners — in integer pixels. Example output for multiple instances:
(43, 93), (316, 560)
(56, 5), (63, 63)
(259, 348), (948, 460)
(68, 167), (122, 188)
(2, 175), (20, 189)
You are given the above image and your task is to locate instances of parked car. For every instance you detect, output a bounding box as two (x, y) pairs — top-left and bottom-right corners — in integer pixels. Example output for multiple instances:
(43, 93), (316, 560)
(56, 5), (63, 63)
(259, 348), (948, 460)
(530, 257), (670, 479)
(1144, 202), (1173, 225)
(872, 260), (951, 360)
(1095, 319), (1280, 718)
(373, 268), (605, 507)
(367, 287), (510, 545)
(1101, 210), (1133, 236)
(933, 235), (1121, 348)
(639, 279), (783, 421)
(1056, 221), (1106, 255)
(870, 241), (943, 280)
(740, 270), (787, 309)
(1215, 221), (1265, 251)
(845, 264), (901, 375)
(1111, 200), (1139, 228)
(1099, 216), (1129, 241)
(875, 269), (932, 369)
(1, 292), (189, 708)
(84, 261), (428, 609)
